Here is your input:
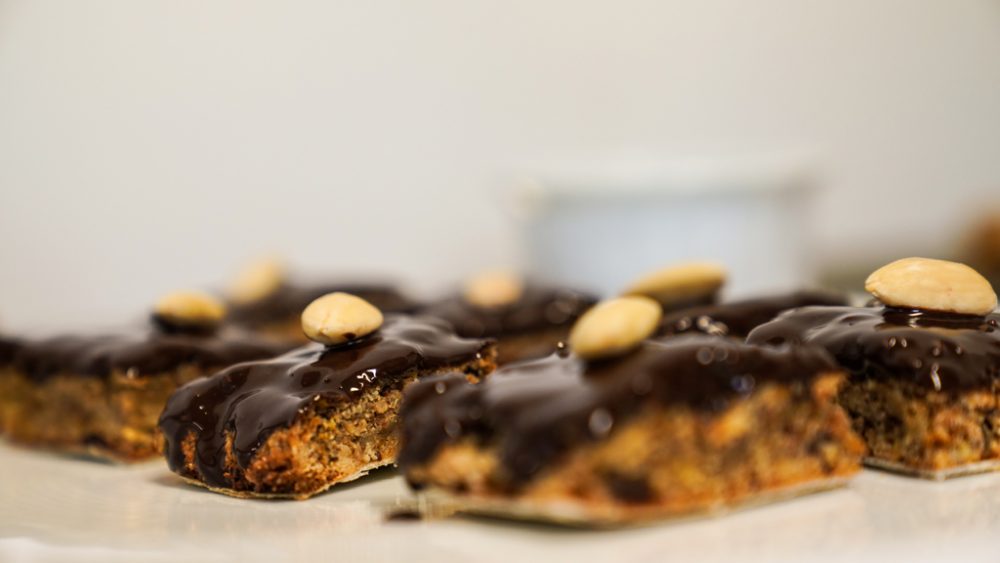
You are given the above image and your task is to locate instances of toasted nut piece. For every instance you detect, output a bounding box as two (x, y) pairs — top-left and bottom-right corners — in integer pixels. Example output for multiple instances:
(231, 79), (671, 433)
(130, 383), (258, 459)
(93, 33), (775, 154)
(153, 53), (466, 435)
(622, 261), (726, 306)
(301, 292), (383, 345)
(155, 290), (227, 329)
(865, 257), (997, 315)
(228, 256), (287, 305)
(569, 296), (662, 360)
(463, 271), (524, 308)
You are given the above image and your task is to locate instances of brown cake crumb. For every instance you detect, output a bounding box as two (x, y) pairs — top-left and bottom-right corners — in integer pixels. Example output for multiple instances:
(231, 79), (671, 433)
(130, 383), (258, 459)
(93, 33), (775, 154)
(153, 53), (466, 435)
(839, 378), (1000, 473)
(0, 366), (197, 461)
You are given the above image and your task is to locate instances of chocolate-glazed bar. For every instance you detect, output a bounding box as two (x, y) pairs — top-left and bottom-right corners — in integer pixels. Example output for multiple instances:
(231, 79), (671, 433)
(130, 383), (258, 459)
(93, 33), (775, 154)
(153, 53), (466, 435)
(399, 335), (862, 524)
(619, 262), (845, 339)
(749, 306), (1000, 477)
(230, 282), (416, 340)
(748, 258), (1000, 478)
(658, 290), (847, 338)
(160, 313), (496, 499)
(0, 292), (292, 461)
(421, 279), (596, 364)
(225, 255), (417, 342)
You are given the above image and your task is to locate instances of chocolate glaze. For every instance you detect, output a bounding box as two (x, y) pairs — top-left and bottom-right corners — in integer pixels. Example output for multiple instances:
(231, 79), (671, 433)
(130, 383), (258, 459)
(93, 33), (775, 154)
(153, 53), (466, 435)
(658, 290), (847, 338)
(0, 335), (20, 366)
(1, 324), (292, 383)
(158, 315), (493, 489)
(747, 306), (1000, 391)
(398, 336), (837, 486)
(229, 282), (417, 327)
(656, 292), (720, 311)
(420, 285), (597, 338)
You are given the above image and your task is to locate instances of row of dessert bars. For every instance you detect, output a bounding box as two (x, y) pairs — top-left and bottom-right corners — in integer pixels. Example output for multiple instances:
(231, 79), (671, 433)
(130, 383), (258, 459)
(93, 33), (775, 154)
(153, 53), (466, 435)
(0, 260), (594, 461)
(1, 256), (998, 526)
(0, 259), (829, 462)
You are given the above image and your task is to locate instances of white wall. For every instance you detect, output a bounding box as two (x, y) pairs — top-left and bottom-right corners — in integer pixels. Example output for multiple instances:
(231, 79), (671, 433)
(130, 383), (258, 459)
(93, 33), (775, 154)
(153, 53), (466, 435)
(2, 0), (1000, 329)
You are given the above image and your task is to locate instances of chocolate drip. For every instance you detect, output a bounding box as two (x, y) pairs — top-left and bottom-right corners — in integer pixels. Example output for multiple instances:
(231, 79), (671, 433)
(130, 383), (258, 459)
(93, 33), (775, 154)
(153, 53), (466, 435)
(658, 290), (847, 338)
(747, 306), (1000, 391)
(398, 336), (836, 486)
(229, 282), (417, 327)
(158, 315), (492, 488)
(1, 326), (291, 383)
(420, 285), (597, 337)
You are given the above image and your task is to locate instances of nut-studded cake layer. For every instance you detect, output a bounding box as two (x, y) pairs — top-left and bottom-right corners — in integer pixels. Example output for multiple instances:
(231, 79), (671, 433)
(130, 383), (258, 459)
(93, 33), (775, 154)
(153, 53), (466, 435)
(0, 326), (291, 461)
(398, 336), (863, 524)
(159, 315), (496, 498)
(748, 306), (1000, 473)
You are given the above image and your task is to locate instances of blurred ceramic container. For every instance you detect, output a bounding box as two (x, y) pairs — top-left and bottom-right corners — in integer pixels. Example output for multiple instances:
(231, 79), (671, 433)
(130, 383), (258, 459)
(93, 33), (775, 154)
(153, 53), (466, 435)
(512, 156), (820, 298)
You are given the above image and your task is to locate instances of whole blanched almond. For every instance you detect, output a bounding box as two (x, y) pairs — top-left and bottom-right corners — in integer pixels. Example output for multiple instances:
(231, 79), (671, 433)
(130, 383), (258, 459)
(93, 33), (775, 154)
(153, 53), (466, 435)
(228, 257), (286, 305)
(623, 261), (726, 306)
(569, 296), (663, 360)
(865, 257), (997, 315)
(301, 292), (383, 345)
(155, 290), (227, 329)
(463, 271), (524, 308)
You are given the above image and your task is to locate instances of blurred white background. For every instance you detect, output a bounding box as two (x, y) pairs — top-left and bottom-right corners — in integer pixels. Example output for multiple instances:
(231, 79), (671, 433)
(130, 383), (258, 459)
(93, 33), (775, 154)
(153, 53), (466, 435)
(2, 0), (1000, 329)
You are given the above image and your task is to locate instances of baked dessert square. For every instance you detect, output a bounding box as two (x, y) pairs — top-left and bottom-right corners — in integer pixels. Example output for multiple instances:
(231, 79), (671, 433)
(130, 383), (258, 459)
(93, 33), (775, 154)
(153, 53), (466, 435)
(420, 272), (596, 364)
(621, 262), (845, 338)
(657, 290), (847, 338)
(226, 258), (417, 343)
(0, 292), (292, 462)
(399, 298), (862, 525)
(748, 258), (1000, 478)
(159, 304), (497, 499)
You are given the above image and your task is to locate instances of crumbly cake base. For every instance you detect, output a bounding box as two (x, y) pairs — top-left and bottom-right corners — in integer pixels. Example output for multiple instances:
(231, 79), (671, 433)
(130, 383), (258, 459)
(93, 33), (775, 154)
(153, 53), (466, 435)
(175, 459), (394, 500)
(170, 354), (497, 499)
(405, 373), (863, 525)
(0, 366), (205, 462)
(839, 378), (1000, 475)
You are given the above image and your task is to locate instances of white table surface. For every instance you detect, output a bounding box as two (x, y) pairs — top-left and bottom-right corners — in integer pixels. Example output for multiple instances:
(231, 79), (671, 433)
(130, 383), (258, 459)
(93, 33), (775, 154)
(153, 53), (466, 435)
(1, 441), (998, 563)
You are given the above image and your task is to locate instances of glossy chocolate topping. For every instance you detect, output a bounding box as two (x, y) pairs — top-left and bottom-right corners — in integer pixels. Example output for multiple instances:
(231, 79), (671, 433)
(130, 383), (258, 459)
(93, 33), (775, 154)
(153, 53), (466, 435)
(0, 335), (20, 366)
(229, 282), (416, 327)
(658, 290), (847, 338)
(747, 306), (1000, 391)
(1, 323), (292, 383)
(420, 285), (597, 338)
(159, 315), (493, 488)
(398, 336), (837, 486)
